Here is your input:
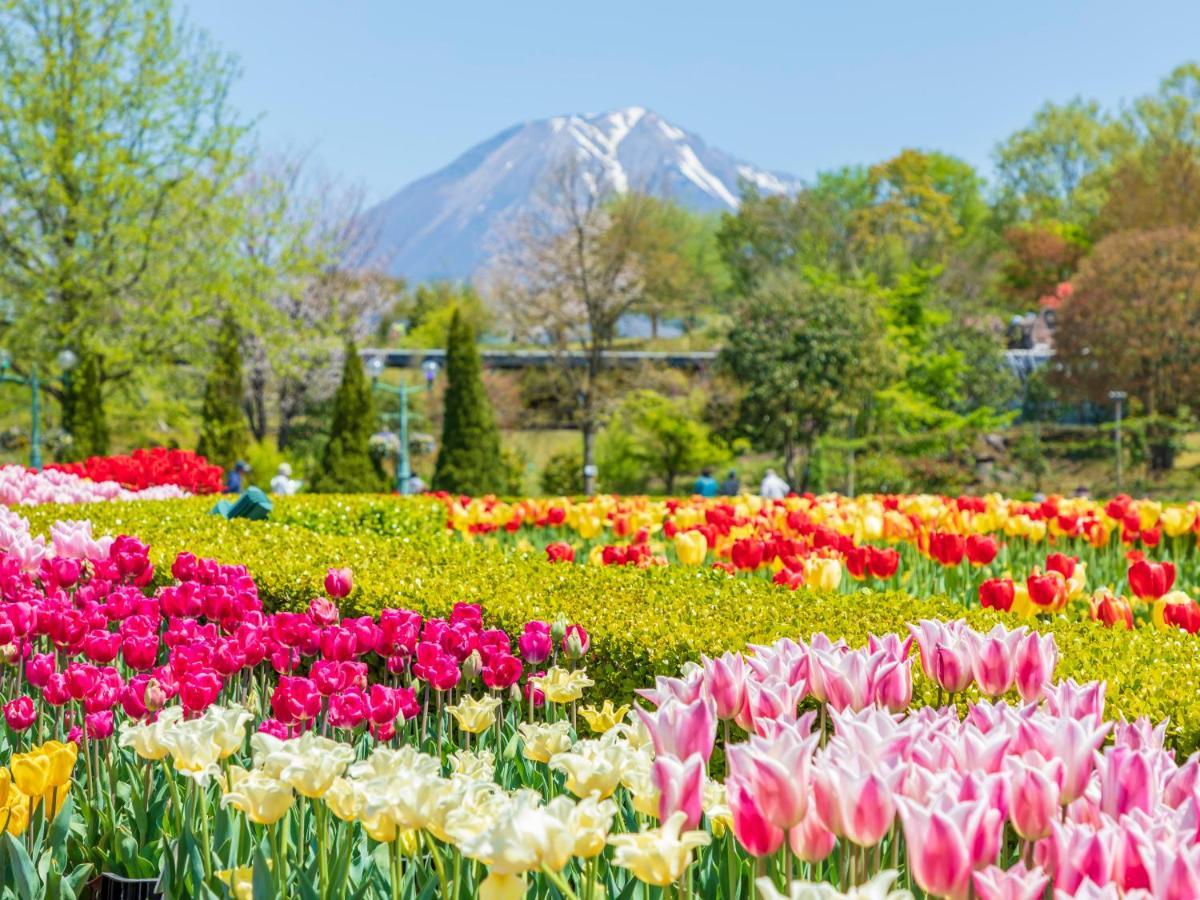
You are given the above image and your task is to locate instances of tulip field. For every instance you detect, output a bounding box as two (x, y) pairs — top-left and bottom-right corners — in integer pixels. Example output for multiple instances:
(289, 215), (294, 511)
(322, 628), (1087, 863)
(2, 479), (1200, 897)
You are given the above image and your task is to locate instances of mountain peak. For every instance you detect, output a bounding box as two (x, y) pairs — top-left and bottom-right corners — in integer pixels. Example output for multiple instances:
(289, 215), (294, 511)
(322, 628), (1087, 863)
(364, 109), (799, 282)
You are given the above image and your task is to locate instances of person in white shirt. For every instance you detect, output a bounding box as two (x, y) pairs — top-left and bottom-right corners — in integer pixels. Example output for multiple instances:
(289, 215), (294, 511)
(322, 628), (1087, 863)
(270, 463), (301, 496)
(760, 468), (790, 499)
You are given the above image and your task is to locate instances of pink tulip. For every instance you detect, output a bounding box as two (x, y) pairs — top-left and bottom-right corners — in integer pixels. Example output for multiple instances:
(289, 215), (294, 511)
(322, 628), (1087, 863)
(323, 567), (353, 599)
(726, 730), (817, 829)
(701, 651), (747, 720)
(968, 625), (1024, 698)
(517, 622), (552, 664)
(972, 863), (1049, 900)
(908, 619), (965, 680)
(636, 696), (716, 763)
(1005, 757), (1063, 841)
(1042, 679), (1106, 721)
(1047, 821), (1116, 895)
(739, 678), (807, 735)
(897, 799), (972, 899)
(933, 642), (974, 694)
(787, 804), (836, 862)
(815, 650), (874, 713)
(1012, 632), (1058, 703)
(872, 658), (912, 712)
(1095, 745), (1157, 819)
(1146, 844), (1200, 900)
(652, 753), (705, 830)
(813, 758), (898, 847)
(727, 777), (784, 857)
(307, 596), (340, 627)
(3, 695), (35, 731)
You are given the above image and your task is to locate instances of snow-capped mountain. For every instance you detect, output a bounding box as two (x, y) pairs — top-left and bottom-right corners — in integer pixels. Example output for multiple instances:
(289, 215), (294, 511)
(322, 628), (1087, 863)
(363, 107), (800, 282)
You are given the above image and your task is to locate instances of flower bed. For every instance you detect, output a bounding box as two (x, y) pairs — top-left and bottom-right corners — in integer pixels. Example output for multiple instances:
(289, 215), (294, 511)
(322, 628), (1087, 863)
(440, 493), (1200, 637)
(0, 464), (192, 506)
(45, 448), (223, 494)
(16, 496), (1200, 753)
(0, 517), (1195, 898)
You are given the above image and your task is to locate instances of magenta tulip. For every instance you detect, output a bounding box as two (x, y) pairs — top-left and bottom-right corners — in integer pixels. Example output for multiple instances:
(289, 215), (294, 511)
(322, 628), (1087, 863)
(323, 567), (354, 599)
(3, 695), (35, 731)
(727, 778), (784, 857)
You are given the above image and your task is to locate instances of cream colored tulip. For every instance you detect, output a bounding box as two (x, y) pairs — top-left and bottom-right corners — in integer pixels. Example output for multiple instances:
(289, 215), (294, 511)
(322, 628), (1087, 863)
(447, 695), (502, 734)
(568, 794), (617, 858)
(203, 706), (253, 759)
(532, 667), (594, 704)
(609, 810), (711, 886)
(549, 740), (625, 799)
(221, 769), (294, 825)
(450, 748), (496, 781)
(323, 777), (364, 823)
(118, 706), (184, 761)
(518, 721), (574, 764)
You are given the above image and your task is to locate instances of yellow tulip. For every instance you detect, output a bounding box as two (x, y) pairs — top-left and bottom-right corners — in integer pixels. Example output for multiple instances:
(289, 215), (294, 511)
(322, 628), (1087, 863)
(3, 792), (29, 836)
(0, 766), (10, 808)
(673, 530), (708, 566)
(1162, 506), (1194, 537)
(531, 667), (593, 705)
(447, 695), (502, 734)
(609, 811), (711, 886)
(221, 770), (294, 825)
(804, 556), (842, 592)
(1137, 500), (1163, 532)
(578, 700), (631, 734)
(569, 794), (617, 858)
(10, 752), (50, 797)
(479, 873), (528, 900)
(518, 722), (574, 764)
(216, 867), (255, 900)
(40, 741), (78, 788)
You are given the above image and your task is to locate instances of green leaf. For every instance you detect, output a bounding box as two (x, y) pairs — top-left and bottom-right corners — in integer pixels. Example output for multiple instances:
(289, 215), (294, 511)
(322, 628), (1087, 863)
(2, 833), (38, 900)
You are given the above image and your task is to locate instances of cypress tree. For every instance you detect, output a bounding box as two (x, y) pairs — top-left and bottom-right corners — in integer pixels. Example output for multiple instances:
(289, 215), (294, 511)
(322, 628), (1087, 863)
(433, 309), (506, 494)
(312, 340), (387, 493)
(196, 313), (247, 470)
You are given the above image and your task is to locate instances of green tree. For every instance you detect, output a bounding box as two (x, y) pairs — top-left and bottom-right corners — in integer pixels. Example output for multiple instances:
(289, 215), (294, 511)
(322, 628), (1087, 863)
(196, 313), (248, 470)
(720, 272), (888, 488)
(311, 341), (387, 493)
(597, 389), (728, 494)
(0, 0), (252, 450)
(993, 98), (1133, 226)
(432, 309), (506, 494)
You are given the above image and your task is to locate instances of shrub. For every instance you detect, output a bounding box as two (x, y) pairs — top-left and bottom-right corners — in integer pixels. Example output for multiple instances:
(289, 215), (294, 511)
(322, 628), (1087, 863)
(540, 448), (583, 496)
(196, 312), (247, 471)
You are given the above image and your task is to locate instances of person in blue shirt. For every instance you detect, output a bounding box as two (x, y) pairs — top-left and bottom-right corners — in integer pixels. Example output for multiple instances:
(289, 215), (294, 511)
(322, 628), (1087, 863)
(693, 467), (718, 497)
(225, 460), (250, 493)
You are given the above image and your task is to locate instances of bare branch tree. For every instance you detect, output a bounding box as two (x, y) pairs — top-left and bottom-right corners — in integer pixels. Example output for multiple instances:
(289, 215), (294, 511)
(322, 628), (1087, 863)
(487, 155), (651, 493)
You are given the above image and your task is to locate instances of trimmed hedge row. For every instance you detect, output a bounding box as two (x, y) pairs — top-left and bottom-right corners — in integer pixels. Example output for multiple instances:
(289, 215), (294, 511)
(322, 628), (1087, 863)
(22, 496), (1200, 751)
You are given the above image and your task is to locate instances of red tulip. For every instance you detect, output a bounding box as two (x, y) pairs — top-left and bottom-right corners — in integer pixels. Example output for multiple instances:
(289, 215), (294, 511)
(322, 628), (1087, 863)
(1128, 559), (1175, 599)
(1164, 597), (1200, 634)
(545, 541), (575, 563)
(929, 532), (966, 566)
(1027, 573), (1067, 610)
(844, 546), (869, 579)
(1091, 592), (1133, 630)
(979, 578), (1015, 612)
(481, 653), (523, 689)
(867, 547), (900, 579)
(965, 534), (998, 566)
(1045, 553), (1077, 580)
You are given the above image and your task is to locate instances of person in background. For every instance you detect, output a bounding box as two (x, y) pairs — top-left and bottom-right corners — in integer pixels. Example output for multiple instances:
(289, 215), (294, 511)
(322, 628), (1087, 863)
(719, 470), (741, 496)
(270, 463), (301, 495)
(693, 467), (718, 497)
(760, 468), (790, 499)
(225, 460), (250, 493)
(407, 473), (428, 494)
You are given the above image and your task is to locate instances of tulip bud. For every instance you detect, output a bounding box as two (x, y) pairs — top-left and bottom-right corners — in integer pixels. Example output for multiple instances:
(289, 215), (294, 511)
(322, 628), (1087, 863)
(0, 643), (17, 666)
(564, 632), (585, 660)
(550, 614), (569, 645)
(324, 567), (354, 600)
(461, 650), (483, 685)
(509, 683), (523, 704)
(144, 678), (167, 712)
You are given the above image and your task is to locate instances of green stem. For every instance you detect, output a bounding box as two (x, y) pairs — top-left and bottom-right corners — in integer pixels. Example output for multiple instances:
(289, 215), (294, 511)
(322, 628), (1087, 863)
(539, 865), (582, 900)
(423, 831), (450, 899)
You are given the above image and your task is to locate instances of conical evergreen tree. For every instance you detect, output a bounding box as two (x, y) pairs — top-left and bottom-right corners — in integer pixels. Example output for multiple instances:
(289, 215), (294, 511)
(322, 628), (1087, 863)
(196, 313), (247, 470)
(312, 340), (388, 493)
(433, 309), (506, 494)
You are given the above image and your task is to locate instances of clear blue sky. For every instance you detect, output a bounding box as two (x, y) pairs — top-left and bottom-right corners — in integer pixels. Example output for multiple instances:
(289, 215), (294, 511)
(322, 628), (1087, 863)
(183, 0), (1200, 202)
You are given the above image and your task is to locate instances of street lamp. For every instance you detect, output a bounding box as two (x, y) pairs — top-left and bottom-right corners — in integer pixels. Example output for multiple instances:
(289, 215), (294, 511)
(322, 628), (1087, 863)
(0, 349), (78, 469)
(1108, 390), (1127, 492)
(364, 353), (437, 495)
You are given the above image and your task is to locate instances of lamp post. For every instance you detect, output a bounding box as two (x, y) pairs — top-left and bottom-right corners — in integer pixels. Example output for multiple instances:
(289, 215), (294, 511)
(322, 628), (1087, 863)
(1108, 390), (1127, 492)
(0, 349), (78, 469)
(365, 354), (429, 495)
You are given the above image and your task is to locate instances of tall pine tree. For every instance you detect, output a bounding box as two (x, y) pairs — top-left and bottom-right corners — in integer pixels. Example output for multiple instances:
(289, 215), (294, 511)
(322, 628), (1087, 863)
(64, 350), (110, 459)
(196, 313), (247, 470)
(433, 309), (506, 494)
(312, 340), (387, 493)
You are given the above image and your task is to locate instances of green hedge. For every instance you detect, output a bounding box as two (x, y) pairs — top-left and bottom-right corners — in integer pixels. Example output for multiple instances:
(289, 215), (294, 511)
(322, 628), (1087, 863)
(21, 496), (1200, 751)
